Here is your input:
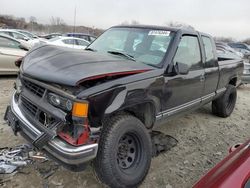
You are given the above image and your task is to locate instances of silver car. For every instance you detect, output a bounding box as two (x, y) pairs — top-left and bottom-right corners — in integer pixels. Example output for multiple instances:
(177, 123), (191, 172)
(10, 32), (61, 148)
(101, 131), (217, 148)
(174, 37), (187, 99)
(0, 34), (28, 75)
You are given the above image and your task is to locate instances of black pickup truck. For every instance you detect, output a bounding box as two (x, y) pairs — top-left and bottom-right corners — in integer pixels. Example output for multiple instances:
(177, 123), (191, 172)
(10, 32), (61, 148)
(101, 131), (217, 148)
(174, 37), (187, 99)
(5, 25), (243, 187)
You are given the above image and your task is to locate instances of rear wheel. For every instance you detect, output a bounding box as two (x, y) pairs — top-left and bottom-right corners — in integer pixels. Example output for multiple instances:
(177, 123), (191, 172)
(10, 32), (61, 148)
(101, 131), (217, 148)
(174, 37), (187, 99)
(93, 114), (152, 188)
(212, 84), (237, 117)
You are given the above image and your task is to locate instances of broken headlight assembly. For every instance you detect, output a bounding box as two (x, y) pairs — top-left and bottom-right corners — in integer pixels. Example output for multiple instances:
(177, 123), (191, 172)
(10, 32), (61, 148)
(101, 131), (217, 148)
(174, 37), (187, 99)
(48, 92), (95, 146)
(47, 93), (73, 111)
(58, 101), (92, 146)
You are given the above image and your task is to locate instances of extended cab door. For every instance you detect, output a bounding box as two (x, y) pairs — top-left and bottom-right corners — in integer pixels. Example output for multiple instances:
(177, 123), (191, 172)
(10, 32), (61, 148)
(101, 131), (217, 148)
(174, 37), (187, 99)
(161, 35), (205, 117)
(201, 36), (219, 102)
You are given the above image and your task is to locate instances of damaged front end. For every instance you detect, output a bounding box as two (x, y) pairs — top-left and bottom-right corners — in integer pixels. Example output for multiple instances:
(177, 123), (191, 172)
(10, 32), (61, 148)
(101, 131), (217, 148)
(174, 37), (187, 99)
(5, 74), (98, 171)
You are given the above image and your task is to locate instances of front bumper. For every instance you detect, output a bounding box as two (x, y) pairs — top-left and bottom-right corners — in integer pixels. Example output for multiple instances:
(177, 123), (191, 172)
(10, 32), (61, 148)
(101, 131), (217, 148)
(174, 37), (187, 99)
(5, 92), (98, 171)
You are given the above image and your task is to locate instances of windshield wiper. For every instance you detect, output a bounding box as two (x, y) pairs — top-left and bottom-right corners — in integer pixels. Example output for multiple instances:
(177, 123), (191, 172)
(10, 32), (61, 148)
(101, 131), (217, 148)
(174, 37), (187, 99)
(85, 47), (96, 52)
(107, 51), (135, 61)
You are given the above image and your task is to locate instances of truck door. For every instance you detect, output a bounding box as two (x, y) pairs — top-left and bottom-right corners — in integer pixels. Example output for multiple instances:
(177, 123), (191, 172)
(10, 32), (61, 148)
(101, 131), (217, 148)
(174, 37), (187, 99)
(161, 35), (205, 117)
(201, 36), (219, 102)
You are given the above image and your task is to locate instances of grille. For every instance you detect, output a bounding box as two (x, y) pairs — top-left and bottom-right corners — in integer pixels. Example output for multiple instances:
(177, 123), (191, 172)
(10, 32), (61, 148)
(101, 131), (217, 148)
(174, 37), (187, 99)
(20, 96), (56, 127)
(19, 77), (59, 128)
(21, 96), (38, 116)
(22, 79), (45, 98)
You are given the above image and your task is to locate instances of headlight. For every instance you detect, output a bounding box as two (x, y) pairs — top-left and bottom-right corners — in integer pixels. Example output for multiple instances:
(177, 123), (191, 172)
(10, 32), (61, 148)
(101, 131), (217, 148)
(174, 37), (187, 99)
(48, 93), (73, 111)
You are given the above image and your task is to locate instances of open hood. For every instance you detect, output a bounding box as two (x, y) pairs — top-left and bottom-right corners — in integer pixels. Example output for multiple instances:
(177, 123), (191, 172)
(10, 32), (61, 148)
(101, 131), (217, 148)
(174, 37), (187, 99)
(22, 45), (153, 86)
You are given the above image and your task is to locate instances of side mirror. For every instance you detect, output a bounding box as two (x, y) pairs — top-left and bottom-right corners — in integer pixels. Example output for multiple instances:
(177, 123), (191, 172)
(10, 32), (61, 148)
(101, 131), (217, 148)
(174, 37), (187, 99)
(15, 57), (23, 67)
(19, 44), (29, 51)
(174, 62), (189, 75)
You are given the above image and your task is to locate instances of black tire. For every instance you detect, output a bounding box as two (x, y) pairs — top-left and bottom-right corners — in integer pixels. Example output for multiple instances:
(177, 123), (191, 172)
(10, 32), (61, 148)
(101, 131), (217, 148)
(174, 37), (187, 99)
(93, 113), (152, 188)
(212, 84), (237, 117)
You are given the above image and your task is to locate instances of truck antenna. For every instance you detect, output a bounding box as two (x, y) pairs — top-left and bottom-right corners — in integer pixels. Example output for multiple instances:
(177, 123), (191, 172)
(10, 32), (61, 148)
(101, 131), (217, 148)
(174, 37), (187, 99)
(73, 5), (76, 34)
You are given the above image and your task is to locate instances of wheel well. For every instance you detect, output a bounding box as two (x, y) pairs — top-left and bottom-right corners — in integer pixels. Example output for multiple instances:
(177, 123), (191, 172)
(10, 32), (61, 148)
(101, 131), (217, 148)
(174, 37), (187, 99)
(123, 103), (156, 129)
(105, 103), (156, 129)
(229, 77), (237, 86)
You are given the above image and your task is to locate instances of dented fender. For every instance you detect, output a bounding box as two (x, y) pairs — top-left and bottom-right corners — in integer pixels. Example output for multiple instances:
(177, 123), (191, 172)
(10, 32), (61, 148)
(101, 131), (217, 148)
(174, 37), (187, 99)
(83, 73), (164, 127)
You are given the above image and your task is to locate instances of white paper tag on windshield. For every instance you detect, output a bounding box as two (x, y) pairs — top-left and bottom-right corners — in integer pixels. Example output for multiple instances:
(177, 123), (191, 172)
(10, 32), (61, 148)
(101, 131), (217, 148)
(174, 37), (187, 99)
(148, 30), (170, 36)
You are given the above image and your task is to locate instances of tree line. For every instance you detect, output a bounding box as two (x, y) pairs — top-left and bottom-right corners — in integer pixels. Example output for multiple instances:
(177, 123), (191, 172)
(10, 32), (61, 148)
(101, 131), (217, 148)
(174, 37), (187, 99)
(0, 14), (104, 36)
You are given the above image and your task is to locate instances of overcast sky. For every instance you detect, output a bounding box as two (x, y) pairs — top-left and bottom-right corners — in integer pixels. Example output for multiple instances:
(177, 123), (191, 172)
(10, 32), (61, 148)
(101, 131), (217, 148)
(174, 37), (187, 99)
(0, 0), (249, 40)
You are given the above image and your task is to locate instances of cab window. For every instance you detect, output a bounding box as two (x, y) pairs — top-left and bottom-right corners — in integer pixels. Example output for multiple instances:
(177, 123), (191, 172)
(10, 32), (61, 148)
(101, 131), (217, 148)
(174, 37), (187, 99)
(173, 35), (202, 70)
(202, 36), (216, 67)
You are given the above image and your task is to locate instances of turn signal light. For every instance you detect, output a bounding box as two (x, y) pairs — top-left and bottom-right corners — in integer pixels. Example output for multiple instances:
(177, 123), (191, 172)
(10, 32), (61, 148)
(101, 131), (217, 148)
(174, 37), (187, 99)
(72, 102), (89, 117)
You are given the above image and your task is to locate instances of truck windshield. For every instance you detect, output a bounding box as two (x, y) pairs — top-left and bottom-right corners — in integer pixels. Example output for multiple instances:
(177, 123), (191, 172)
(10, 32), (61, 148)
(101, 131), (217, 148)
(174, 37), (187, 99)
(87, 27), (175, 67)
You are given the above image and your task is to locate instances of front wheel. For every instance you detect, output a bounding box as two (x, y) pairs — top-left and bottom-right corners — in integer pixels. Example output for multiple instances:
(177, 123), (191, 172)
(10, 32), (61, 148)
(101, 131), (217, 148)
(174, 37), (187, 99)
(93, 114), (152, 188)
(212, 84), (237, 117)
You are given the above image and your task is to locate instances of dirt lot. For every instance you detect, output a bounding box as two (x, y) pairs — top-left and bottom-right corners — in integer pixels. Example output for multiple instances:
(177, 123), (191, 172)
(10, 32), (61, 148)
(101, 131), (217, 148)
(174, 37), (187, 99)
(0, 76), (249, 188)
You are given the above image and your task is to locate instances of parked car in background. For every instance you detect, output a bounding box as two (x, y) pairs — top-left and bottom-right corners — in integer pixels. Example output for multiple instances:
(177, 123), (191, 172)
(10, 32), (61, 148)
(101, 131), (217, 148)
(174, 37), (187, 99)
(64, 33), (96, 42)
(216, 43), (250, 85)
(0, 29), (38, 48)
(14, 29), (48, 47)
(216, 42), (243, 58)
(45, 36), (90, 49)
(14, 29), (39, 39)
(216, 46), (242, 61)
(39, 33), (62, 40)
(193, 139), (250, 188)
(0, 34), (28, 75)
(0, 29), (30, 41)
(228, 42), (250, 55)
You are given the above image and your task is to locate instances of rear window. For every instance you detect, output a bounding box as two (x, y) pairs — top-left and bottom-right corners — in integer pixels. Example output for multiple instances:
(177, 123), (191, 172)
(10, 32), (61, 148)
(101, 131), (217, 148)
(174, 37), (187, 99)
(63, 39), (76, 45)
(229, 43), (247, 49)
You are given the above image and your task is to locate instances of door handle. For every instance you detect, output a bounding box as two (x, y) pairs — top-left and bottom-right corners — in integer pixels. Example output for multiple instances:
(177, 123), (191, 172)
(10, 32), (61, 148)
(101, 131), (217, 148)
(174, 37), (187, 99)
(200, 75), (205, 82)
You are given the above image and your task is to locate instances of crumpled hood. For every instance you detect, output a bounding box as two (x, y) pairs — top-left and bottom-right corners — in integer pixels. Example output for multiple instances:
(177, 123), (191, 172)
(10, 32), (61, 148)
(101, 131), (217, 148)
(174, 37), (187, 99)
(22, 45), (153, 86)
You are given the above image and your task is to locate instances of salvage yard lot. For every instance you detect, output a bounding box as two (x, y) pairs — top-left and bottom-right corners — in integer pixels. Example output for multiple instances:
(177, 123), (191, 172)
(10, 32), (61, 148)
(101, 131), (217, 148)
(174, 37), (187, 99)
(0, 76), (249, 188)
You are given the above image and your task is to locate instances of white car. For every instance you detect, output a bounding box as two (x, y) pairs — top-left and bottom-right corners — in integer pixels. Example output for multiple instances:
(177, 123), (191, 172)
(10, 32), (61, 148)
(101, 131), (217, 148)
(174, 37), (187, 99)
(0, 34), (28, 75)
(14, 29), (48, 44)
(228, 42), (250, 56)
(0, 29), (39, 49)
(46, 36), (90, 49)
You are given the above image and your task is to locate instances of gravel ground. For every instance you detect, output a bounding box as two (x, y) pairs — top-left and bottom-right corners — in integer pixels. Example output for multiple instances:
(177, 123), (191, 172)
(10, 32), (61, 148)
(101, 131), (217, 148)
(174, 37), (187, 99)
(0, 76), (249, 188)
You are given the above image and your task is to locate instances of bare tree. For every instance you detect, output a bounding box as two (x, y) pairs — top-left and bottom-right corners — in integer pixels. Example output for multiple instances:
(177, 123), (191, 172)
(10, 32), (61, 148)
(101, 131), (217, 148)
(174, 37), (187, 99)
(29, 16), (37, 31)
(29, 16), (37, 24)
(243, 39), (250, 45)
(131, 20), (140, 25)
(120, 21), (129, 25)
(49, 17), (67, 33)
(165, 21), (195, 30)
(120, 20), (140, 25)
(50, 17), (65, 26)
